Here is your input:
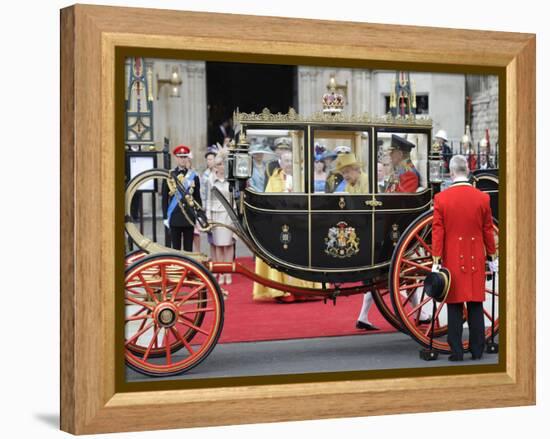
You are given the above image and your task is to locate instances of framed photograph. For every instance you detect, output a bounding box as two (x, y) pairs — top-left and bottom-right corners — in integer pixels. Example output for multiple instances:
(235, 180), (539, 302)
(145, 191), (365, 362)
(60, 4), (535, 434)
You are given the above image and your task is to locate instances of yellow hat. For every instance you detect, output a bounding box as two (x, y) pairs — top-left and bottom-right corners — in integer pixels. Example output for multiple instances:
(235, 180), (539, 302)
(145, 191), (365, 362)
(334, 152), (362, 171)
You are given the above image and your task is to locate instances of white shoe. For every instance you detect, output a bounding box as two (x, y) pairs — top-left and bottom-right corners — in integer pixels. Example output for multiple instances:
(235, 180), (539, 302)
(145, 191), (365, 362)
(218, 274), (225, 285)
(225, 274), (232, 285)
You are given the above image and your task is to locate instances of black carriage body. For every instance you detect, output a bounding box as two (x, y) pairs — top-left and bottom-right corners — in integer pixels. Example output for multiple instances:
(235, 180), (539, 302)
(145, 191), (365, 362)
(229, 115), (435, 283)
(472, 169), (499, 220)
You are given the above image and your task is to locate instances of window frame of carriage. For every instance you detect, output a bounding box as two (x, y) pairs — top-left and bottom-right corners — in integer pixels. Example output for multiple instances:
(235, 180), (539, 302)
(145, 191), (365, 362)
(241, 121), (434, 198)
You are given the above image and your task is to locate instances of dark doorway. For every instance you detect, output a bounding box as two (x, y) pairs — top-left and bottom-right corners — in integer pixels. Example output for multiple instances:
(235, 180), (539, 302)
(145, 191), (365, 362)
(206, 62), (297, 146)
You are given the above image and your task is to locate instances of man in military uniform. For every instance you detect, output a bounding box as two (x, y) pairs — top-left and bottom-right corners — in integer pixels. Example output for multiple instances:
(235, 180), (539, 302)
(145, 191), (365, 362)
(432, 155), (497, 360)
(386, 134), (420, 193)
(162, 145), (202, 252)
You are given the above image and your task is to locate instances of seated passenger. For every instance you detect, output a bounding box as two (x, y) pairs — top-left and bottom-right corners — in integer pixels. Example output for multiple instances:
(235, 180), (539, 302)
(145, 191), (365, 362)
(325, 145), (351, 193)
(333, 152), (369, 194)
(248, 144), (276, 192)
(265, 150), (293, 192)
(313, 152), (328, 193)
(386, 134), (420, 193)
(266, 137), (292, 180)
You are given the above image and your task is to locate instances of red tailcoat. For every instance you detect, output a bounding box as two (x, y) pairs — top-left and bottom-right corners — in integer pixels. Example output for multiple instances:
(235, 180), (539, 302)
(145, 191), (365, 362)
(432, 182), (496, 303)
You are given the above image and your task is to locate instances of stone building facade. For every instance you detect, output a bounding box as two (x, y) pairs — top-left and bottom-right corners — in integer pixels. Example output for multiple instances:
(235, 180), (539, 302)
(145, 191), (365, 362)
(467, 75), (499, 148)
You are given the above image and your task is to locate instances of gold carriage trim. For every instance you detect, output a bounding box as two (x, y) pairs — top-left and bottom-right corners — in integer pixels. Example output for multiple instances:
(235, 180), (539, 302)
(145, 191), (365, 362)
(234, 107), (433, 127)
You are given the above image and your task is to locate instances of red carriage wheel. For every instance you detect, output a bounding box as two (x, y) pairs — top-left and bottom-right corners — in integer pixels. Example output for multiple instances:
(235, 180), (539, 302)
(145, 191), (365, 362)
(125, 249), (146, 268)
(372, 222), (448, 335)
(125, 253), (223, 376)
(389, 211), (499, 353)
(125, 254), (208, 358)
(371, 287), (405, 331)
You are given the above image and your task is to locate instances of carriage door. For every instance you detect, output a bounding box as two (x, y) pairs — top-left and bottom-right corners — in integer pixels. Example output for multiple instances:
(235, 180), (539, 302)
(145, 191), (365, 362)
(309, 127), (374, 270)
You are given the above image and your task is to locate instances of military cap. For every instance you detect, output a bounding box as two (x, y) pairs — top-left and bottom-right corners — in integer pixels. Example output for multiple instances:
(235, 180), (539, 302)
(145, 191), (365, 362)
(173, 145), (192, 157)
(389, 134), (416, 152)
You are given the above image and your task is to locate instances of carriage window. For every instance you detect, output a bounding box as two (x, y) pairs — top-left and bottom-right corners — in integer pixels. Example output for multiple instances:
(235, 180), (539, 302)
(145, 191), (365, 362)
(245, 129), (305, 193)
(313, 130), (370, 194)
(376, 132), (428, 193)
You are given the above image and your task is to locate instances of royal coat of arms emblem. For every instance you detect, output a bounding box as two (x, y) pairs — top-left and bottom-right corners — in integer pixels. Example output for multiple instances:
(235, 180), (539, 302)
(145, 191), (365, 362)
(324, 221), (360, 258)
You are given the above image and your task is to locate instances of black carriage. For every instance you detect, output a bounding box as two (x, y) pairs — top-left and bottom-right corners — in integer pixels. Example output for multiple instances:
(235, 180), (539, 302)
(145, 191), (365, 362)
(124, 108), (499, 377)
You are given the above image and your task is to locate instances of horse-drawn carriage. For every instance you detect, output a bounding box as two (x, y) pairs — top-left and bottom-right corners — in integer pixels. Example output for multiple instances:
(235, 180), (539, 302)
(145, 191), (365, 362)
(124, 108), (499, 377)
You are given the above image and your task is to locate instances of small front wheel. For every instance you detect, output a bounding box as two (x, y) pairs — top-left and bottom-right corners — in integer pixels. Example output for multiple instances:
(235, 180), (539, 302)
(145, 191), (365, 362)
(125, 253), (224, 376)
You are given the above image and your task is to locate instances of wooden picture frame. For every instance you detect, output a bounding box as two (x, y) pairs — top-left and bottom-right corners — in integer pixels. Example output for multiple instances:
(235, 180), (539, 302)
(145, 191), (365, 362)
(60, 4), (536, 434)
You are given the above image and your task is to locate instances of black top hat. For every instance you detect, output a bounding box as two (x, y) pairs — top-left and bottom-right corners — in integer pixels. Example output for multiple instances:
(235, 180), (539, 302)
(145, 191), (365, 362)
(390, 134), (416, 152)
(423, 268), (451, 302)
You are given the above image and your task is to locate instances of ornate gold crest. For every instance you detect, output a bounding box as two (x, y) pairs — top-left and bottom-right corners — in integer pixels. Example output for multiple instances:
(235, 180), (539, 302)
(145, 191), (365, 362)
(325, 221), (360, 258)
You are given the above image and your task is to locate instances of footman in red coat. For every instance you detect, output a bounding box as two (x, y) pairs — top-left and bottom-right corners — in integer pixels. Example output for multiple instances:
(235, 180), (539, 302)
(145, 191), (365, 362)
(431, 155), (497, 361)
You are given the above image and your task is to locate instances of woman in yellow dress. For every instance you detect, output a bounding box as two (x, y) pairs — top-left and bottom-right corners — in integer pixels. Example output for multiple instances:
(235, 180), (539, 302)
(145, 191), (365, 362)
(252, 151), (321, 302)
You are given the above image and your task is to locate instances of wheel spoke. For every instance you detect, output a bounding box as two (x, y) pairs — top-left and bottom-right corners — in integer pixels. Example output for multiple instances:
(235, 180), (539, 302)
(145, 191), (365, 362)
(126, 286), (151, 296)
(401, 258), (431, 272)
(143, 326), (161, 361)
(414, 233), (432, 255)
(401, 288), (419, 307)
(165, 328), (172, 365)
(176, 284), (207, 307)
(406, 297), (431, 318)
(177, 317), (209, 335)
(136, 272), (160, 304)
(125, 322), (154, 346)
(125, 295), (154, 311)
(128, 306), (148, 318)
(399, 282), (425, 291)
(125, 314), (151, 322)
(180, 307), (216, 314)
(423, 302), (445, 336)
(483, 308), (495, 323)
(161, 264), (168, 301)
(170, 327), (195, 355)
(170, 267), (189, 303)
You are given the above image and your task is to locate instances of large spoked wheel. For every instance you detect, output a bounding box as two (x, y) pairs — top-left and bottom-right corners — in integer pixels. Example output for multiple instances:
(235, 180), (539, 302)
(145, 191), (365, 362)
(125, 253), (224, 376)
(371, 286), (405, 332)
(389, 211), (499, 353)
(372, 219), (449, 336)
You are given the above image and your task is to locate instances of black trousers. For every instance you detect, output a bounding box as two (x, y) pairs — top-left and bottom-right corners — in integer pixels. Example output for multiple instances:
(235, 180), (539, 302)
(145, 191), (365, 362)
(447, 302), (485, 358)
(170, 226), (194, 252)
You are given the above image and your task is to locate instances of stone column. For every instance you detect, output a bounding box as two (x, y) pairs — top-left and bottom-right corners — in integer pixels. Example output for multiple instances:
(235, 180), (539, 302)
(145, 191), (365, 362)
(152, 59), (208, 170)
(350, 68), (371, 114)
(297, 66), (322, 115)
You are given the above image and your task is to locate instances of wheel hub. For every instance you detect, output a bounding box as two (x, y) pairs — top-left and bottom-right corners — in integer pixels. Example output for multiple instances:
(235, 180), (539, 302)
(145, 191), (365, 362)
(153, 302), (178, 328)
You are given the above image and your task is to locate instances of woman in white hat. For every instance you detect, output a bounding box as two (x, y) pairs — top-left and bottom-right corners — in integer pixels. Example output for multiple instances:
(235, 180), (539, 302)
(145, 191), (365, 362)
(248, 144), (276, 192)
(205, 155), (235, 285)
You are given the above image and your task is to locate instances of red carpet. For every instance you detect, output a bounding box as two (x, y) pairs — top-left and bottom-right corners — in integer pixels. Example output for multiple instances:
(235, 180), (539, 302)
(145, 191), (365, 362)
(215, 257), (396, 344)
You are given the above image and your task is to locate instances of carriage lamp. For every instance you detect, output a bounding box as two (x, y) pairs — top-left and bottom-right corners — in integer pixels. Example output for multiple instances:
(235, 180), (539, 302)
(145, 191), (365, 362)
(233, 153), (252, 179)
(429, 139), (444, 183)
(155, 66), (183, 99)
(429, 158), (443, 183)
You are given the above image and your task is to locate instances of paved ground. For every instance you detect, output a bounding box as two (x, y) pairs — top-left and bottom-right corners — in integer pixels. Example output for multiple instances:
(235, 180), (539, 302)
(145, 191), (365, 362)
(126, 331), (499, 382)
